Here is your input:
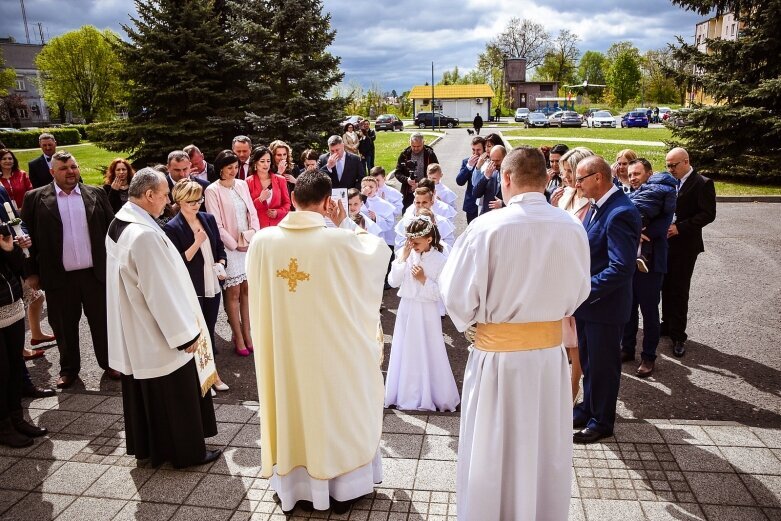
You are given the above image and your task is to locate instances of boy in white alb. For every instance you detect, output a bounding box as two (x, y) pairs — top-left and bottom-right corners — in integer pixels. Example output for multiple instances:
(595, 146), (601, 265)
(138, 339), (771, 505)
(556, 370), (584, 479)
(348, 189), (382, 237)
(361, 177), (397, 239)
(401, 179), (456, 226)
(395, 187), (455, 250)
(371, 167), (403, 218)
(426, 163), (457, 210)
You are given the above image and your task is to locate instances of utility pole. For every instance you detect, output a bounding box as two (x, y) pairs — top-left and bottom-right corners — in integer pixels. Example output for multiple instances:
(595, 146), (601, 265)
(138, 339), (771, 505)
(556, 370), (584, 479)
(431, 62), (435, 132)
(37, 22), (45, 44)
(19, 0), (31, 44)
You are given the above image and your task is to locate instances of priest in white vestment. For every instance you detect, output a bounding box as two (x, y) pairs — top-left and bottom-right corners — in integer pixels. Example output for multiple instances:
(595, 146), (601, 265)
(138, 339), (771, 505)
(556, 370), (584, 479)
(106, 168), (220, 469)
(246, 170), (391, 514)
(440, 146), (591, 521)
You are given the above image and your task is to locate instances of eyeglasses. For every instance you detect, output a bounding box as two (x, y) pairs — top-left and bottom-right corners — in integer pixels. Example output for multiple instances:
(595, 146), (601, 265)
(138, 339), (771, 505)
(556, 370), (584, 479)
(575, 172), (598, 184)
(185, 197), (205, 205)
(666, 161), (682, 169)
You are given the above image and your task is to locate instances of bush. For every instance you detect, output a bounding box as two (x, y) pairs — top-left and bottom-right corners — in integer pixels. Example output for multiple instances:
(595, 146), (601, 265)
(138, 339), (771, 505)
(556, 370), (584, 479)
(66, 124), (90, 140)
(0, 128), (81, 149)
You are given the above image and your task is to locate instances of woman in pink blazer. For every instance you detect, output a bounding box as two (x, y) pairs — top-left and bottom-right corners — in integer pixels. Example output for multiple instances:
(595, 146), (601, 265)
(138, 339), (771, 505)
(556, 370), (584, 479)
(204, 150), (260, 357)
(245, 146), (290, 227)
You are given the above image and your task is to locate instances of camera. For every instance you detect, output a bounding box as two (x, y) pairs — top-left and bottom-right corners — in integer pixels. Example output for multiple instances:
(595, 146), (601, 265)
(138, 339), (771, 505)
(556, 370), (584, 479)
(405, 159), (417, 171)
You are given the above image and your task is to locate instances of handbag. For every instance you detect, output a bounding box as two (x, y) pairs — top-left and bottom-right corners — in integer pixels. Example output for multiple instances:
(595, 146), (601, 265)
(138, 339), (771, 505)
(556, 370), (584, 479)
(237, 229), (255, 249)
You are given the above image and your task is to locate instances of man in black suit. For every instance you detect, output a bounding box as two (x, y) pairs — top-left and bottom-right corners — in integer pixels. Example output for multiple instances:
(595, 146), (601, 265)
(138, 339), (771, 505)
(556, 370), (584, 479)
(159, 150), (209, 225)
(661, 147), (716, 357)
(21, 151), (118, 388)
(27, 133), (58, 188)
(232, 135), (253, 181)
(185, 144), (216, 183)
(318, 135), (364, 189)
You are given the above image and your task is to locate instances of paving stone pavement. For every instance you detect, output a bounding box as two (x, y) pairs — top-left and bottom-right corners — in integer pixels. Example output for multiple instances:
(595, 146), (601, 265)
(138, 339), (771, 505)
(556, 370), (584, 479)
(1, 393), (780, 520)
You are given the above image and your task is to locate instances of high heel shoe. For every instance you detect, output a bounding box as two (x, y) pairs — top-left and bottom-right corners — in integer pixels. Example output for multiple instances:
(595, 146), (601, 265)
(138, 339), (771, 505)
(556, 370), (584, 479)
(233, 339), (250, 357)
(245, 345), (254, 353)
(214, 381), (230, 392)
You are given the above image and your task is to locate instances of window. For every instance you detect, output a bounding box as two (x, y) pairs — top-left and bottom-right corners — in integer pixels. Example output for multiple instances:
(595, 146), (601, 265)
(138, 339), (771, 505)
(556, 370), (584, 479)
(17, 108), (29, 119)
(15, 78), (25, 90)
(731, 24), (735, 36)
(540, 84), (553, 92)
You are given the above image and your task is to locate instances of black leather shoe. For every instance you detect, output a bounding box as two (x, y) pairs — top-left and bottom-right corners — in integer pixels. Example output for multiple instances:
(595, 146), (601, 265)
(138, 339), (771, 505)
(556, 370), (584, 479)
(11, 411), (48, 438)
(573, 427), (613, 444)
(673, 341), (686, 358)
(573, 414), (588, 430)
(21, 385), (56, 398)
(621, 351), (635, 363)
(174, 448), (222, 469)
(331, 496), (360, 515)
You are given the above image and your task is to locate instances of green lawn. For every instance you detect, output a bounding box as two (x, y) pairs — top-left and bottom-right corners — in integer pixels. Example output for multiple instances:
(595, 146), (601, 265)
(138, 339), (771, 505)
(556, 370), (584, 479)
(373, 130), (443, 175)
(503, 127), (672, 143)
(13, 143), (128, 186)
(713, 181), (781, 196)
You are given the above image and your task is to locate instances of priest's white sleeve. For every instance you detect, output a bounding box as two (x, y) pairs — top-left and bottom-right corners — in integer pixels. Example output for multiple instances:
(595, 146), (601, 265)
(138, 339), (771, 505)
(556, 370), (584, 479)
(131, 232), (201, 349)
(439, 232), (485, 332)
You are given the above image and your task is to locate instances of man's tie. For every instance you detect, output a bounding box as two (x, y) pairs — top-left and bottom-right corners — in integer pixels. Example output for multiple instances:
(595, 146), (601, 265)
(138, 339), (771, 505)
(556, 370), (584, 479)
(336, 158), (344, 181)
(588, 203), (599, 224)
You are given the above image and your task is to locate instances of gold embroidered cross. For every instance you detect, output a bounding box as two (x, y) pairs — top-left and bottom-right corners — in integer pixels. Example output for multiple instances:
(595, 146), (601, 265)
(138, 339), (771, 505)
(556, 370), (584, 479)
(276, 257), (310, 292)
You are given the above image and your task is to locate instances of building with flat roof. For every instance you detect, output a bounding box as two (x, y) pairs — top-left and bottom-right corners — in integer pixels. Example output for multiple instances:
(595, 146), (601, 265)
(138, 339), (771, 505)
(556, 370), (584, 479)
(691, 12), (744, 105)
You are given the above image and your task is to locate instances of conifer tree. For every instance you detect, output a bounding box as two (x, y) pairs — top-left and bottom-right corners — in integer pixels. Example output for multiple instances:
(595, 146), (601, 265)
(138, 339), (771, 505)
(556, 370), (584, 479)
(95, 0), (243, 165)
(226, 0), (347, 153)
(668, 0), (781, 181)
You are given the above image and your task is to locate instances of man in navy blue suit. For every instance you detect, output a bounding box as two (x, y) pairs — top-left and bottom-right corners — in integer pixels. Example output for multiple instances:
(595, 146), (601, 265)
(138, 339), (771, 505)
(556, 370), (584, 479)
(573, 156), (641, 444)
(621, 159), (676, 378)
(455, 136), (484, 223)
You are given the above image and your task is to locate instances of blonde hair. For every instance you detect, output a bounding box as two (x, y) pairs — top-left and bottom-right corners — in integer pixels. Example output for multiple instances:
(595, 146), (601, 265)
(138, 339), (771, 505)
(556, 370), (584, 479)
(616, 149), (638, 162)
(171, 178), (204, 203)
(426, 163), (442, 175)
(361, 176), (378, 186)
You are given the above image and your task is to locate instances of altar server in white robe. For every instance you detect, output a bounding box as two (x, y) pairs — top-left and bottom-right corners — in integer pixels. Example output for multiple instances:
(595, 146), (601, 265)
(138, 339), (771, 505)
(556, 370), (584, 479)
(404, 179), (456, 224)
(106, 168), (220, 469)
(361, 176), (397, 236)
(426, 163), (457, 209)
(440, 146), (591, 521)
(348, 189), (382, 236)
(371, 166), (403, 217)
(395, 187), (455, 250)
(247, 170), (391, 515)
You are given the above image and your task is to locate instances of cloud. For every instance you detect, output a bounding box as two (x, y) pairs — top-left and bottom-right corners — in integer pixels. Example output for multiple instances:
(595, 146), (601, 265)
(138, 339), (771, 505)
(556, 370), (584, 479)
(0, 0), (706, 91)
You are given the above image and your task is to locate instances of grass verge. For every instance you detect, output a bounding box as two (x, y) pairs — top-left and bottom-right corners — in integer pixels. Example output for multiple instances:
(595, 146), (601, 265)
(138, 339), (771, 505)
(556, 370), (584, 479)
(502, 127), (672, 142)
(12, 143), (128, 186)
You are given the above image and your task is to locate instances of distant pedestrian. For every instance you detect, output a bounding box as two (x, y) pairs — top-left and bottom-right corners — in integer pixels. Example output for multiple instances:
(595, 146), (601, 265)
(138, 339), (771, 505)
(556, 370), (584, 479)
(473, 113), (483, 135)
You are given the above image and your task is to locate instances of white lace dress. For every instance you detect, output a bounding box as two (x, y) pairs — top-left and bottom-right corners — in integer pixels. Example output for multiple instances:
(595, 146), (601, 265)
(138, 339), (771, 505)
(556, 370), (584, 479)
(224, 188), (249, 288)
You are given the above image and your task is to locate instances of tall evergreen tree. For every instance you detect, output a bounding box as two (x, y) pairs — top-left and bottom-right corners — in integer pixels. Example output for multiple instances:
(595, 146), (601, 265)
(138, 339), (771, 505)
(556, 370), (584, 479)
(668, 0), (781, 181)
(95, 0), (242, 165)
(227, 0), (347, 153)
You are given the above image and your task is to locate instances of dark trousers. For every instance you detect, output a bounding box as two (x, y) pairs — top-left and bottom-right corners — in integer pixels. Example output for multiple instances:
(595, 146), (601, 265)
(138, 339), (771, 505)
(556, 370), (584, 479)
(362, 152), (375, 175)
(465, 210), (478, 224)
(661, 249), (699, 342)
(45, 269), (109, 377)
(0, 319), (26, 420)
(198, 294), (222, 356)
(622, 271), (664, 361)
(574, 319), (623, 434)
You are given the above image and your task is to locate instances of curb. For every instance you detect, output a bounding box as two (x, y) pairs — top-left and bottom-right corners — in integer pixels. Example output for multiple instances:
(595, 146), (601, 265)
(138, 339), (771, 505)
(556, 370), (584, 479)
(717, 196), (781, 203)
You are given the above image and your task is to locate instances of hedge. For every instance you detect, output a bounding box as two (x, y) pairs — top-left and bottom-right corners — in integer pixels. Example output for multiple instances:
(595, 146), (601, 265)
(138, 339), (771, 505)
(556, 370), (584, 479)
(0, 128), (81, 149)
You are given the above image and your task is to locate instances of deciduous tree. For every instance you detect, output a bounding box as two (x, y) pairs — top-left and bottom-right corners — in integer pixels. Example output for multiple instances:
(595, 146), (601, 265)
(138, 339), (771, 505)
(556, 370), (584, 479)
(606, 43), (642, 108)
(34, 26), (124, 123)
(577, 50), (608, 101)
(492, 18), (551, 69)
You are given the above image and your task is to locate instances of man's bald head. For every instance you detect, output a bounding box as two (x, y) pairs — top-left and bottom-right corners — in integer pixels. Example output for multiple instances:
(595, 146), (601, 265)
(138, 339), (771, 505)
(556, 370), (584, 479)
(575, 156), (613, 200)
(665, 147), (691, 179)
(500, 146), (547, 195)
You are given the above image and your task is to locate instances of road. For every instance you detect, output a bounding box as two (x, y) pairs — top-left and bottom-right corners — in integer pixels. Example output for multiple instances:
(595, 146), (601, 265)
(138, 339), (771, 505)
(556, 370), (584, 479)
(25, 128), (781, 427)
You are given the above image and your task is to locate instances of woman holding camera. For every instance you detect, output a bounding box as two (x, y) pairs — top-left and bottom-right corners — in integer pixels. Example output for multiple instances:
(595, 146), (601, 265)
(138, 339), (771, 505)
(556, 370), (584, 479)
(0, 228), (47, 447)
(205, 151), (260, 357)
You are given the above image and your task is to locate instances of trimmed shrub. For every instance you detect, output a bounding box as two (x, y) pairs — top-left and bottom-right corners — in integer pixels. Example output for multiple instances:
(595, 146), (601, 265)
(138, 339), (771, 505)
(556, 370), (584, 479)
(0, 128), (81, 149)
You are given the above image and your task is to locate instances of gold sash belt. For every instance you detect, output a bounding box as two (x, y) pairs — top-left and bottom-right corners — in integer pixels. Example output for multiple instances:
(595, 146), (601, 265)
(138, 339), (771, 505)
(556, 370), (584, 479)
(474, 321), (563, 352)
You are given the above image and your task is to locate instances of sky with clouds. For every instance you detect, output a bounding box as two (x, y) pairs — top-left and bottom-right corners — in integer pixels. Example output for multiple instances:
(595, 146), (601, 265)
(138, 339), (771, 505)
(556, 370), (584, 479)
(1, 0), (706, 92)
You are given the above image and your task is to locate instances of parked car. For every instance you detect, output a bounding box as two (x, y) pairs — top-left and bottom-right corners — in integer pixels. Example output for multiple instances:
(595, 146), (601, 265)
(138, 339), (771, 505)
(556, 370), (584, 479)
(587, 110), (616, 128)
(375, 114), (403, 131)
(548, 111), (564, 127)
(658, 107), (672, 121)
(526, 112), (550, 128)
(0, 128), (21, 133)
(414, 112), (459, 129)
(621, 110), (649, 128)
(514, 107), (530, 122)
(340, 115), (364, 128)
(559, 111), (583, 128)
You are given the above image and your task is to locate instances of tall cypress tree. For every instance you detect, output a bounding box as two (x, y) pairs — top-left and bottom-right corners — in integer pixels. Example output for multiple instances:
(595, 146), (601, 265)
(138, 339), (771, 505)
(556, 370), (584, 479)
(227, 0), (347, 153)
(667, 0), (781, 182)
(95, 0), (243, 166)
